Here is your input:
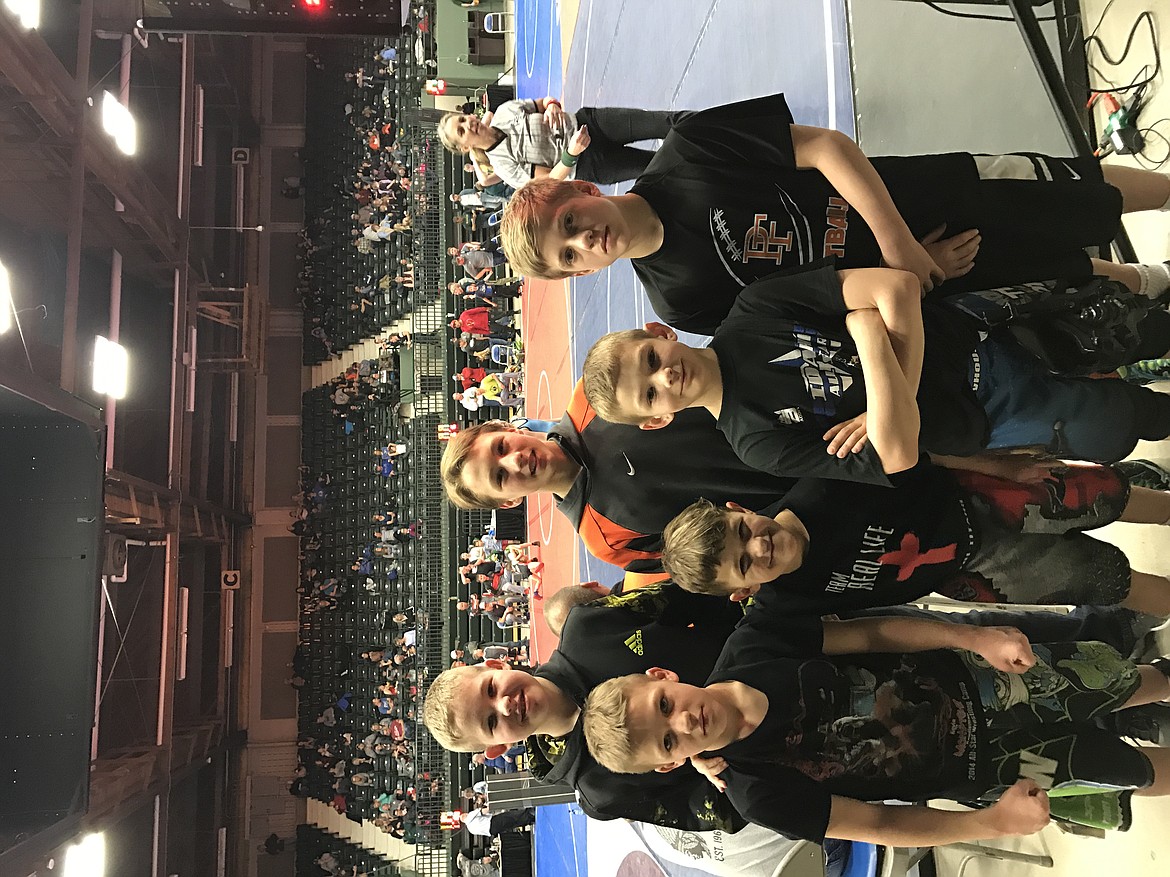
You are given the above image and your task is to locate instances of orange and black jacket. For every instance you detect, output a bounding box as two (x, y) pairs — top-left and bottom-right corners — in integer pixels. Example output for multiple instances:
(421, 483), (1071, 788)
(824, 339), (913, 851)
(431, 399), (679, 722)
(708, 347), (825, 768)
(549, 380), (797, 585)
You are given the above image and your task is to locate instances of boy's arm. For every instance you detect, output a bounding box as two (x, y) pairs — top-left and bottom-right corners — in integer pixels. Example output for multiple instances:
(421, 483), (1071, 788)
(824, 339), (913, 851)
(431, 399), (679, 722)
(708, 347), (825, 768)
(929, 451), (1063, 484)
(826, 781), (1050, 845)
(844, 308), (920, 474)
(822, 616), (1035, 673)
(838, 269), (923, 396)
(790, 125), (943, 290)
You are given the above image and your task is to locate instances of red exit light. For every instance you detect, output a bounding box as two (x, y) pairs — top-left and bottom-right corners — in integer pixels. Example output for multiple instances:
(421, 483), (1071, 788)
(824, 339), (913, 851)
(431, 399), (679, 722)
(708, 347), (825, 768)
(302, 0), (324, 8)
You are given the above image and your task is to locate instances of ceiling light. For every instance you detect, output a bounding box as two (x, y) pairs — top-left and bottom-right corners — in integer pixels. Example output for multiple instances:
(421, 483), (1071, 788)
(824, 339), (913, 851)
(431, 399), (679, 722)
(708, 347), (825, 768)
(93, 336), (128, 399)
(100, 91), (137, 156)
(0, 263), (12, 334)
(64, 832), (105, 877)
(3, 0), (40, 29)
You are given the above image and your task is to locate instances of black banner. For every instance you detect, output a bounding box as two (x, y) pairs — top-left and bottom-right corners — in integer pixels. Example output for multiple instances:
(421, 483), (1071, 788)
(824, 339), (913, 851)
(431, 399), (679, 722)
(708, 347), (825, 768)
(140, 0), (405, 37)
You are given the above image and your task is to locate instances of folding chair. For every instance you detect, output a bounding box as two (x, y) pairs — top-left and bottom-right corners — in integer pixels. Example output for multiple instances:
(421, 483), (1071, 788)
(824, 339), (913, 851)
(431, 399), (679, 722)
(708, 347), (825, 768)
(490, 344), (516, 369)
(483, 12), (514, 34)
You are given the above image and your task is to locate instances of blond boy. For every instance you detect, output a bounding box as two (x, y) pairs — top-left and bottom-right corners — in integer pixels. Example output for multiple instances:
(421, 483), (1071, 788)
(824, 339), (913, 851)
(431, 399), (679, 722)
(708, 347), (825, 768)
(581, 262), (1170, 478)
(501, 92), (1170, 335)
(583, 614), (1170, 845)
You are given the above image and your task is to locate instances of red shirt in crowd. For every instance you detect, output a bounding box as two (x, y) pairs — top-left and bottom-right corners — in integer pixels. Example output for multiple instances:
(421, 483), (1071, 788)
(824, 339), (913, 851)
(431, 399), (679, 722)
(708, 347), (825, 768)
(458, 307), (492, 336)
(458, 366), (486, 389)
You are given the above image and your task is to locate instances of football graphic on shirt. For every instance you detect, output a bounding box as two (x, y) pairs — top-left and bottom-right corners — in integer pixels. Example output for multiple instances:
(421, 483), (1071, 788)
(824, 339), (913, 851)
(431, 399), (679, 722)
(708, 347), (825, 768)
(770, 329), (855, 418)
(707, 189), (842, 286)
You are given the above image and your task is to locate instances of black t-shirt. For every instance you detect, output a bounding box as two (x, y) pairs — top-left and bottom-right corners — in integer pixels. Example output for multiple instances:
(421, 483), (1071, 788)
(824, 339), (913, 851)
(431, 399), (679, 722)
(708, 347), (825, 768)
(552, 380), (796, 573)
(712, 264), (986, 483)
(526, 584), (749, 830)
(708, 618), (984, 842)
(750, 461), (978, 614)
(630, 93), (979, 334)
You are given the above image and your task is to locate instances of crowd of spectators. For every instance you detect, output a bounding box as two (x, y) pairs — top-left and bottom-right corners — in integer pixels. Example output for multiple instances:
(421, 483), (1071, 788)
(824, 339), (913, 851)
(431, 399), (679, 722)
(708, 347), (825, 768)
(447, 240), (525, 417)
(290, 442), (439, 841)
(300, 33), (438, 364)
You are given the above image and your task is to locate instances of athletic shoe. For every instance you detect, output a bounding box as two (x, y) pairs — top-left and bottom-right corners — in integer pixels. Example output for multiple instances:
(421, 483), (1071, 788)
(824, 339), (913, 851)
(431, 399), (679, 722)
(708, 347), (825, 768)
(1108, 703), (1170, 745)
(1115, 458), (1170, 492)
(1116, 358), (1170, 384)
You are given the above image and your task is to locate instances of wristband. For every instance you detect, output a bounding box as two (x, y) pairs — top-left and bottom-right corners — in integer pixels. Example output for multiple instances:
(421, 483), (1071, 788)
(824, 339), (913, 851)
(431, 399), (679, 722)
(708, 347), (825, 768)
(546, 99), (561, 111)
(560, 151), (578, 168)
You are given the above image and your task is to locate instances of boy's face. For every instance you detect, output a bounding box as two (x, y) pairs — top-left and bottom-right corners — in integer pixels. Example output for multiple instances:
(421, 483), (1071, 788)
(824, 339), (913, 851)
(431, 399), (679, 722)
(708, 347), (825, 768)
(458, 425), (573, 508)
(613, 323), (713, 428)
(715, 502), (807, 595)
(624, 669), (738, 771)
(537, 183), (629, 276)
(451, 660), (552, 754)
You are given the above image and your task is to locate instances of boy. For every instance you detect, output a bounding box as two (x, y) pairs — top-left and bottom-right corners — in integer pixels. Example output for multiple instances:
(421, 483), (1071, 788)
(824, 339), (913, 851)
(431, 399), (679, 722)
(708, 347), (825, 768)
(660, 461), (1170, 615)
(423, 582), (749, 829)
(423, 581), (1164, 828)
(439, 382), (798, 576)
(583, 614), (1170, 845)
(581, 263), (1170, 476)
(501, 93), (1170, 336)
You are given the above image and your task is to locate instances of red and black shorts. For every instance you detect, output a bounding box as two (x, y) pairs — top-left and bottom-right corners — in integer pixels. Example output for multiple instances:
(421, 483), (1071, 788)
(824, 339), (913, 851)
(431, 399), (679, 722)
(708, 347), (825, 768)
(937, 463), (1132, 606)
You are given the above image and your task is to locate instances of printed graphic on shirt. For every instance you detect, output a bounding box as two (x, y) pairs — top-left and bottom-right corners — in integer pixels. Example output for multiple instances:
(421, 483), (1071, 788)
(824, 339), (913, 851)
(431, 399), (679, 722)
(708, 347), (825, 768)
(823, 526), (959, 595)
(770, 326), (858, 419)
(760, 655), (977, 788)
(624, 630), (645, 656)
(709, 192), (849, 285)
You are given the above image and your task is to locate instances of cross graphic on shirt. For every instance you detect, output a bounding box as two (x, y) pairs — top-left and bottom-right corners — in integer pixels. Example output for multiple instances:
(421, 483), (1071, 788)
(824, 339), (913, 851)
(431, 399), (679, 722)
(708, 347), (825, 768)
(878, 532), (957, 582)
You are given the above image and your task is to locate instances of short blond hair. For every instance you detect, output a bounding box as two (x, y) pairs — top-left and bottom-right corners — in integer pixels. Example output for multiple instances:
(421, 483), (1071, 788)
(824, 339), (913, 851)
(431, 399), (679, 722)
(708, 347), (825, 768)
(544, 584), (603, 637)
(583, 674), (659, 774)
(662, 499), (730, 595)
(582, 329), (657, 424)
(422, 665), (483, 751)
(441, 420), (512, 509)
(501, 179), (592, 280)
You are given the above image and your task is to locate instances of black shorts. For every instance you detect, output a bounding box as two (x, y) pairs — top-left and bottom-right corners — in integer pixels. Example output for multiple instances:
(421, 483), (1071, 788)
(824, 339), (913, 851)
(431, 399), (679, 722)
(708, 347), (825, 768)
(959, 641), (1151, 829)
(940, 153), (1122, 293)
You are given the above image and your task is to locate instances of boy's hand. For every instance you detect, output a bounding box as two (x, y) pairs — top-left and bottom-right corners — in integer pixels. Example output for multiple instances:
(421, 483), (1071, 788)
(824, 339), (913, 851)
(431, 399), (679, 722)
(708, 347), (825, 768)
(689, 754), (728, 792)
(823, 413), (869, 457)
(921, 225), (980, 280)
(971, 626), (1036, 674)
(985, 779), (1051, 837)
(568, 125), (591, 156)
(881, 235), (945, 293)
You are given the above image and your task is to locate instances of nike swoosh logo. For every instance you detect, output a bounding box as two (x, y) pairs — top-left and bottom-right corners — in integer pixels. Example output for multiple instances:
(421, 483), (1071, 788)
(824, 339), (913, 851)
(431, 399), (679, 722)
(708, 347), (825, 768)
(622, 453), (636, 476)
(1061, 160), (1080, 180)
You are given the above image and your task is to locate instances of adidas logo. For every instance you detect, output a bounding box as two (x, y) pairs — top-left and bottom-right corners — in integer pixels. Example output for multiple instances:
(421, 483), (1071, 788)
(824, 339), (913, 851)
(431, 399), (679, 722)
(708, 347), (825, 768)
(624, 630), (644, 656)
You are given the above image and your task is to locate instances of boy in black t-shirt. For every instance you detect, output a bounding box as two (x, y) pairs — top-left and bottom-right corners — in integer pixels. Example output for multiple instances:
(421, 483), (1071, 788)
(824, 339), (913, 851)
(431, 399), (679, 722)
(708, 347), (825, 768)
(582, 615), (1170, 845)
(659, 457), (1170, 616)
(581, 263), (1170, 478)
(500, 93), (1170, 336)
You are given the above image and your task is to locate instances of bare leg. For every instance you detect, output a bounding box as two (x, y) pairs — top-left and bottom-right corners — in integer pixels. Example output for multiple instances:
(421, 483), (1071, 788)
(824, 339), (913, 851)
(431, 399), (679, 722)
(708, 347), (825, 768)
(1091, 258), (1141, 293)
(1120, 571), (1170, 616)
(1119, 485), (1170, 525)
(1102, 164), (1170, 213)
(1133, 747), (1170, 796)
(1119, 664), (1170, 709)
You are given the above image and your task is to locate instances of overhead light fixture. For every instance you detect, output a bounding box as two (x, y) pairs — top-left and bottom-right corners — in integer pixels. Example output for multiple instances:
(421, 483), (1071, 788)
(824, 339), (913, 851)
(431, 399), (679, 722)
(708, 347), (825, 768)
(100, 91), (137, 156)
(0, 263), (12, 334)
(93, 335), (128, 399)
(64, 832), (106, 877)
(2, 0), (39, 29)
